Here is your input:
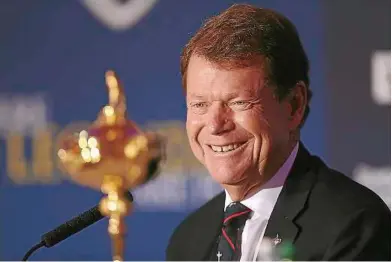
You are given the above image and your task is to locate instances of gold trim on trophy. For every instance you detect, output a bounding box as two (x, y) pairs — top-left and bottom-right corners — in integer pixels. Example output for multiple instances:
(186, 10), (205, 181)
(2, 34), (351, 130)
(56, 70), (165, 261)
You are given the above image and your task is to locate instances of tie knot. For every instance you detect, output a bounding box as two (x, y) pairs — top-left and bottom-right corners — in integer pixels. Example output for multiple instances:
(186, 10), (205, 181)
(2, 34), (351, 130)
(223, 202), (251, 227)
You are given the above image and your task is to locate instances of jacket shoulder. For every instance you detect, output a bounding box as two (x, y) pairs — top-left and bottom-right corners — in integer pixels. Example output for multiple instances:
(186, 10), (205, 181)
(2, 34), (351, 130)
(165, 191), (224, 260)
(171, 191), (224, 236)
(312, 156), (389, 212)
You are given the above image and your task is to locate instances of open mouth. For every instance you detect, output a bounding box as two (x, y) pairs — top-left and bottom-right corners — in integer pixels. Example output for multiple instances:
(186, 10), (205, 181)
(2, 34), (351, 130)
(208, 142), (246, 153)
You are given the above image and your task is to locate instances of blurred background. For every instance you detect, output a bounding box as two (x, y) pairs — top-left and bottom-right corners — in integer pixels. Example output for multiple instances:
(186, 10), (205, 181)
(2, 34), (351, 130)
(0, 0), (390, 260)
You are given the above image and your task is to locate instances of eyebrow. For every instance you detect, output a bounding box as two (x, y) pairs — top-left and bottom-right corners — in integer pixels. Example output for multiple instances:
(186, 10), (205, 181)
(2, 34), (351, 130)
(187, 89), (257, 99)
(187, 93), (205, 99)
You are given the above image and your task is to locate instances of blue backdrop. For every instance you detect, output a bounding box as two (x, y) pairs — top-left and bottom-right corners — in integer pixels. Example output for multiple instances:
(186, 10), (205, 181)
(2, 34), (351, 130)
(0, 0), (339, 260)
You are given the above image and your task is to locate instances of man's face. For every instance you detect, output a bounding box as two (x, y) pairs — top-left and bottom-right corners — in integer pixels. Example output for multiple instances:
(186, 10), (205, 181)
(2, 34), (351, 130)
(185, 55), (294, 186)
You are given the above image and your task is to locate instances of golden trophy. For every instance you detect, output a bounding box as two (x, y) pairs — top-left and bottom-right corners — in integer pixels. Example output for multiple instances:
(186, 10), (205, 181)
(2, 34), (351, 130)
(56, 70), (165, 261)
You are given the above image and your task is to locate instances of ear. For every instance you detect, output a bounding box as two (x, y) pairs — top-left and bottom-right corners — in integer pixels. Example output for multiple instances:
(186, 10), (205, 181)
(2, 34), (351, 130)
(286, 81), (308, 130)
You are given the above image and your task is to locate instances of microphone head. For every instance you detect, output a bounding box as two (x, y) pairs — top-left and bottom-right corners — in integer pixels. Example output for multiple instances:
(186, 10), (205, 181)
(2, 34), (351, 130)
(41, 206), (102, 248)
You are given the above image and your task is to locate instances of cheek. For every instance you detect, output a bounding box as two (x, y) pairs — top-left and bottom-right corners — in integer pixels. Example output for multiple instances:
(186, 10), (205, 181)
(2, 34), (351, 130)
(186, 114), (203, 138)
(257, 109), (290, 150)
(186, 114), (205, 155)
(235, 110), (270, 137)
(234, 111), (275, 158)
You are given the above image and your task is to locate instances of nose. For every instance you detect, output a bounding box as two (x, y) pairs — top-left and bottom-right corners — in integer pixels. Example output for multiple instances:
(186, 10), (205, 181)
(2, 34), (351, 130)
(206, 102), (234, 135)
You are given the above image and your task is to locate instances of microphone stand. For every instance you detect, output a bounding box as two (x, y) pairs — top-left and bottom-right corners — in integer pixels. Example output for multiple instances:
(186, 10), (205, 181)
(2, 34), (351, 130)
(22, 241), (45, 261)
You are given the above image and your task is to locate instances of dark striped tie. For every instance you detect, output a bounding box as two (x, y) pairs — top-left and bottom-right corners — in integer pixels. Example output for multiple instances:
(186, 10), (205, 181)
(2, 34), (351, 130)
(216, 202), (251, 261)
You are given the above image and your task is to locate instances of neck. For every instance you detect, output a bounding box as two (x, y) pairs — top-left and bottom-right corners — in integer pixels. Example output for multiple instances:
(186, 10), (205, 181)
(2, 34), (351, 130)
(224, 135), (299, 202)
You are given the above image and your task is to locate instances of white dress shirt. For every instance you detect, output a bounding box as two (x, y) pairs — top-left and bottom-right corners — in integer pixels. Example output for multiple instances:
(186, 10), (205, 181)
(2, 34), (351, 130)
(224, 143), (299, 261)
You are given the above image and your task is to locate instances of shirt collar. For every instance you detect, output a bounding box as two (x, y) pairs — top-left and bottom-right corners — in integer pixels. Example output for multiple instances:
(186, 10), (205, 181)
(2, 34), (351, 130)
(224, 142), (299, 218)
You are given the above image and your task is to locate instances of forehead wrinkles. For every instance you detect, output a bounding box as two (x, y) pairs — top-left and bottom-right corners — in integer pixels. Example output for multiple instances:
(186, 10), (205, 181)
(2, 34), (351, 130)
(187, 69), (265, 101)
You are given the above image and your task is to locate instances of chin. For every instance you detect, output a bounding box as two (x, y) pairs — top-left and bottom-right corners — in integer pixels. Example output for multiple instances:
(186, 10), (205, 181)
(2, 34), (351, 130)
(209, 168), (244, 185)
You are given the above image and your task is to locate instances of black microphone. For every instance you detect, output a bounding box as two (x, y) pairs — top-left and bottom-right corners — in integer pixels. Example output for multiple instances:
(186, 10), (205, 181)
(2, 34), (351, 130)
(22, 191), (133, 261)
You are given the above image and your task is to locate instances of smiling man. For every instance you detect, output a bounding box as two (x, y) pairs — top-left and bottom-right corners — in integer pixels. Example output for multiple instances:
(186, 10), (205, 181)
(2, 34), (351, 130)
(166, 4), (390, 261)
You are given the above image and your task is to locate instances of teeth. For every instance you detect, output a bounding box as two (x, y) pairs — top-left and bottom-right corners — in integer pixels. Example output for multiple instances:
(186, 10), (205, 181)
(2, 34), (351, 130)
(210, 144), (240, 153)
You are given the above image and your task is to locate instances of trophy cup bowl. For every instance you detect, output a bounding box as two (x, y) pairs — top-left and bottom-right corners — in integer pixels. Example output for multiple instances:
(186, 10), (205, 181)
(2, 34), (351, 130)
(56, 70), (165, 261)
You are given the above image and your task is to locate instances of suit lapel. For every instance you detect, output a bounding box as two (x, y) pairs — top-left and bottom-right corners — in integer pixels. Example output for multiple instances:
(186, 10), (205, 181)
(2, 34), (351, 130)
(187, 192), (225, 261)
(264, 142), (317, 246)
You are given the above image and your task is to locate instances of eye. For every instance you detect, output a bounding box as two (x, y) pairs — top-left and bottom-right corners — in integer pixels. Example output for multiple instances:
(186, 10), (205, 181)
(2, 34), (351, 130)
(191, 102), (208, 108)
(229, 100), (251, 111)
(188, 101), (210, 114)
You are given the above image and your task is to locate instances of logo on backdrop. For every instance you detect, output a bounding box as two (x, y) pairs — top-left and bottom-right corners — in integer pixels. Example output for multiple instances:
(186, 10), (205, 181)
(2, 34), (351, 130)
(352, 49), (391, 208)
(371, 50), (391, 106)
(81, 0), (159, 31)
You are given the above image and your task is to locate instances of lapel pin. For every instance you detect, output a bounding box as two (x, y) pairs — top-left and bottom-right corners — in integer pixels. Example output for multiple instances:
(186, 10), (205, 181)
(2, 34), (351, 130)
(216, 251), (222, 261)
(273, 233), (282, 246)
